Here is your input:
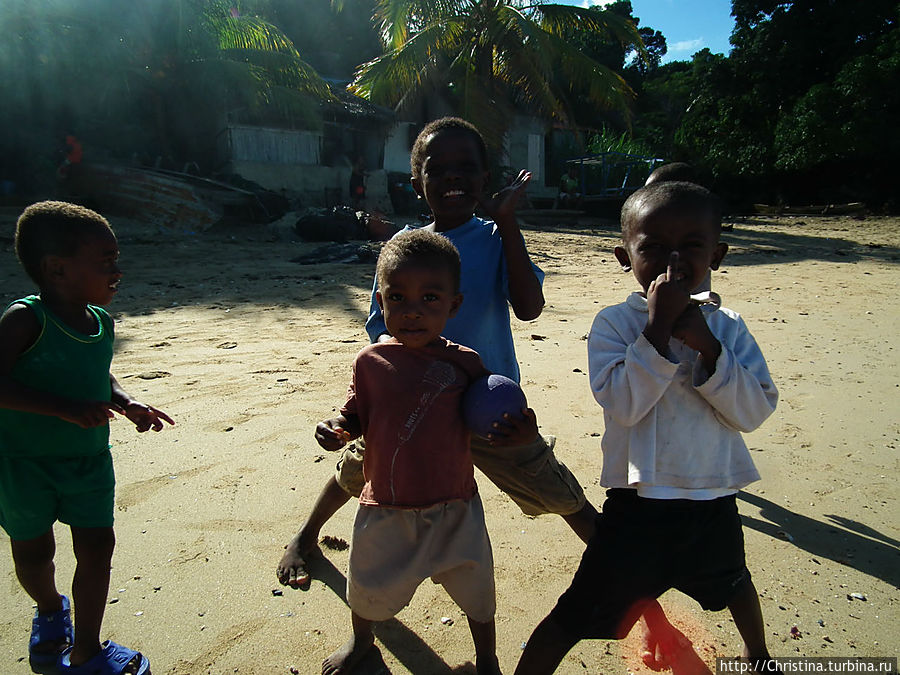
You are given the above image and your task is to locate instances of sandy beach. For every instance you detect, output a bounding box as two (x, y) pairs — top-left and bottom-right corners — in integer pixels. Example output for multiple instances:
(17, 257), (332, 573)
(1, 210), (898, 674)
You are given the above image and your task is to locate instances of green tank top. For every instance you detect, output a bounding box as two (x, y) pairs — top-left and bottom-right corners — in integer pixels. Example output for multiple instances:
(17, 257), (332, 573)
(0, 295), (114, 457)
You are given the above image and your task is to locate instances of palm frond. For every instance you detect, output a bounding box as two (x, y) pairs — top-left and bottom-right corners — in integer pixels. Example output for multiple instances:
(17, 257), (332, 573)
(350, 20), (466, 105)
(220, 47), (334, 99)
(373, 0), (465, 49)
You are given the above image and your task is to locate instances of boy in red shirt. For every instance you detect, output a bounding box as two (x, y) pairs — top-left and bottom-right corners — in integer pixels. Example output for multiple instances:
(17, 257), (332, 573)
(317, 229), (508, 674)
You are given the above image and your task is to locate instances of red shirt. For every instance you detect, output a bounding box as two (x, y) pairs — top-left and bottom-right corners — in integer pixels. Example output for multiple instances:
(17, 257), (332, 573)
(65, 135), (83, 164)
(342, 338), (486, 508)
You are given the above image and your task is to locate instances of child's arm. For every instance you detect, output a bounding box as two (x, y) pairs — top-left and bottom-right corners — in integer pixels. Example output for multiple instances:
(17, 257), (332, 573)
(315, 413), (361, 451)
(589, 310), (680, 428)
(0, 304), (122, 427)
(690, 315), (778, 433)
(477, 170), (545, 321)
(110, 374), (174, 432)
(642, 252), (692, 357)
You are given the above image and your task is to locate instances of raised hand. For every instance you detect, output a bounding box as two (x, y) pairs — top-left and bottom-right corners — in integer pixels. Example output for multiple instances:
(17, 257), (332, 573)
(643, 252), (691, 353)
(476, 169), (532, 224)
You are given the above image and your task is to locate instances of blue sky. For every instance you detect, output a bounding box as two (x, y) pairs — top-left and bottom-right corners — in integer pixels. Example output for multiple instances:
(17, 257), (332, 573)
(558, 0), (736, 63)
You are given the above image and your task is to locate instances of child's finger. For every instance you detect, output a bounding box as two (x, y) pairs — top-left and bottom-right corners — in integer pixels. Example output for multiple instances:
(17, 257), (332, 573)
(666, 251), (679, 282)
(152, 407), (175, 426)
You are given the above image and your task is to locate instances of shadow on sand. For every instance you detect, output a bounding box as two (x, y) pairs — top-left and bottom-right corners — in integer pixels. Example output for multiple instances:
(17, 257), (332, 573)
(738, 491), (900, 589)
(293, 548), (483, 674)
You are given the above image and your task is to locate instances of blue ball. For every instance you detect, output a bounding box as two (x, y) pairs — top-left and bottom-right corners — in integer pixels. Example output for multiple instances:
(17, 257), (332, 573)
(463, 374), (528, 438)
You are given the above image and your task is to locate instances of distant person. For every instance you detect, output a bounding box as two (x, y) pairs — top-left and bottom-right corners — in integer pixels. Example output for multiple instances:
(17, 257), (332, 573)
(317, 228), (501, 674)
(0, 201), (173, 674)
(515, 181), (780, 674)
(557, 165), (582, 209)
(57, 133), (83, 180)
(350, 156), (366, 211)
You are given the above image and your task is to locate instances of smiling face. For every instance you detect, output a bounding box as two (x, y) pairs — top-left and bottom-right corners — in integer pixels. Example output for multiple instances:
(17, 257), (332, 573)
(376, 262), (462, 349)
(411, 129), (489, 230)
(616, 202), (726, 294)
(56, 228), (122, 306)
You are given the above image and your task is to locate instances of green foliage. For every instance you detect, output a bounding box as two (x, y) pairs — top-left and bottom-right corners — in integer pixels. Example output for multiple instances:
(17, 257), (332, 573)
(629, 1), (900, 206)
(0, 0), (333, 187)
(349, 0), (645, 153)
(587, 127), (655, 158)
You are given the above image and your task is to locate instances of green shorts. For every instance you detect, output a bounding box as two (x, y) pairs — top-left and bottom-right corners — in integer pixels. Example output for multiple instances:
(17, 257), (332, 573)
(0, 451), (115, 541)
(335, 434), (586, 517)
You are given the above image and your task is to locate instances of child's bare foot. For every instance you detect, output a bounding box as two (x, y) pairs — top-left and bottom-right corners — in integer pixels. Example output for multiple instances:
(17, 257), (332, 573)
(641, 617), (692, 671)
(276, 530), (318, 587)
(322, 634), (374, 674)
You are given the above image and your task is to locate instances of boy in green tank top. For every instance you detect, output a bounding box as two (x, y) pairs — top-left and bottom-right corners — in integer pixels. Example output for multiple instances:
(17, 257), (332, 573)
(0, 201), (173, 674)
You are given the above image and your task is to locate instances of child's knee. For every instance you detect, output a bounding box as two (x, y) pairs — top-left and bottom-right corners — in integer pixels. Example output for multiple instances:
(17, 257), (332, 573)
(71, 526), (116, 561)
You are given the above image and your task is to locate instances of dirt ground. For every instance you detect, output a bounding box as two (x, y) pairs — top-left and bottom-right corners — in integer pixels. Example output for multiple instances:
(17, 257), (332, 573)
(1, 209), (898, 674)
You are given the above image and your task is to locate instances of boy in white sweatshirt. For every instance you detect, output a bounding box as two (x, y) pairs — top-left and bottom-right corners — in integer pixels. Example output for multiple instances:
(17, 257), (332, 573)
(515, 181), (780, 674)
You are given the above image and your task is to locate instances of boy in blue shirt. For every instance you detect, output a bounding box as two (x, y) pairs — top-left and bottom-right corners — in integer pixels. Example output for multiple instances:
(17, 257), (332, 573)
(278, 117), (589, 581)
(0, 201), (173, 674)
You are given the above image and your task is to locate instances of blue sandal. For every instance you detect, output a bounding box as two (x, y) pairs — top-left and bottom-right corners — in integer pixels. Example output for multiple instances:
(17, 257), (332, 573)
(29, 594), (74, 665)
(59, 640), (151, 675)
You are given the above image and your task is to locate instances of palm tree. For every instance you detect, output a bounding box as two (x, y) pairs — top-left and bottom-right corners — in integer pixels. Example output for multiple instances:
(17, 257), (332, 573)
(341, 0), (646, 149)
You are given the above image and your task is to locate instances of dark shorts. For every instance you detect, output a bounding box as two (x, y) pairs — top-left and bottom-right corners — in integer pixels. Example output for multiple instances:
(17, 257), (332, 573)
(0, 451), (116, 540)
(550, 489), (750, 640)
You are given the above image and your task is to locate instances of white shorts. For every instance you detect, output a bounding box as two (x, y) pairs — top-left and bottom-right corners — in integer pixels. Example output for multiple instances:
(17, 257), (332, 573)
(347, 493), (495, 623)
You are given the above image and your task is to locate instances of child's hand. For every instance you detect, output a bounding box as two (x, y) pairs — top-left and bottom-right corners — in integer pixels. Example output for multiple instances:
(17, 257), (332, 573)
(643, 252), (691, 353)
(672, 305), (722, 374)
(484, 407), (539, 447)
(315, 419), (352, 451)
(671, 304), (711, 349)
(476, 169), (532, 225)
(60, 400), (124, 429)
(123, 401), (175, 432)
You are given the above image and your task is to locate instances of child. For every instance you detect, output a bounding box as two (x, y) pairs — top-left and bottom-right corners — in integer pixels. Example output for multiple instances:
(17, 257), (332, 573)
(318, 229), (501, 674)
(514, 181), (780, 674)
(0, 201), (173, 674)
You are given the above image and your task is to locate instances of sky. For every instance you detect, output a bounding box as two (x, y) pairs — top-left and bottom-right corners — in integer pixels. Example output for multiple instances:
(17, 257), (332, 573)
(559, 0), (737, 64)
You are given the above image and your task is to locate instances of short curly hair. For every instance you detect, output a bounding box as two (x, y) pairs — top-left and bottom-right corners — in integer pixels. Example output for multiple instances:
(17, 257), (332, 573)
(376, 228), (461, 293)
(410, 117), (488, 182)
(620, 181), (722, 243)
(15, 201), (114, 284)
(645, 162), (699, 186)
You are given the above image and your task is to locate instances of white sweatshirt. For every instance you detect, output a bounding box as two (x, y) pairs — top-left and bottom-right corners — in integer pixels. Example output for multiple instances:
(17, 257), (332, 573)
(588, 292), (778, 499)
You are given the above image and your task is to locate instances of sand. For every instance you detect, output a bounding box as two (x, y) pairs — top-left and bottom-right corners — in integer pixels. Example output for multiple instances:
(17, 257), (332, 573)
(1, 210), (898, 674)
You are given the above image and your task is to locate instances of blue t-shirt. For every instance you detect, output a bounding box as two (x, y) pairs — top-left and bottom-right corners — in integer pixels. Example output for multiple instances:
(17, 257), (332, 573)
(365, 217), (544, 381)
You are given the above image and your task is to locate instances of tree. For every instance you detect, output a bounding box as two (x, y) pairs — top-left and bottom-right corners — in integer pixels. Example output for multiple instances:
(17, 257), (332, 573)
(342, 0), (646, 152)
(0, 0), (333, 183)
(268, 0), (381, 79)
(639, 0), (900, 206)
